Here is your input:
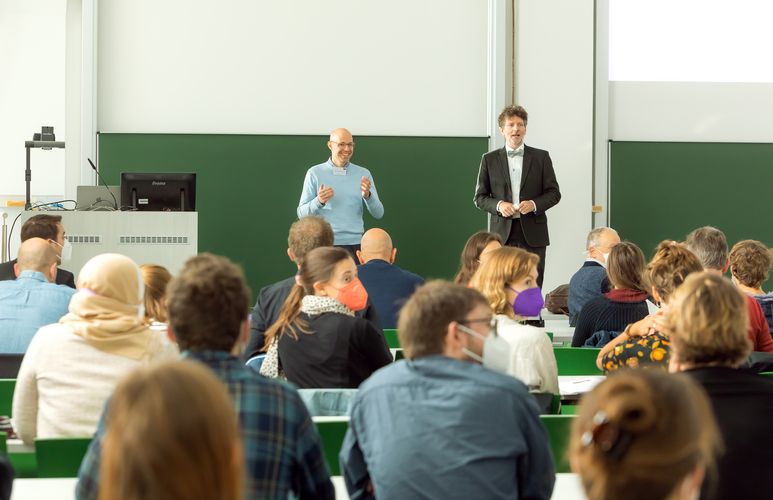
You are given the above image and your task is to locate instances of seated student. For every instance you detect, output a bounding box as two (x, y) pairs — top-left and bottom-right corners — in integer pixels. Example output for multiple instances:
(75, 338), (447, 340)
(453, 230), (502, 286)
(0, 214), (75, 288)
(340, 281), (554, 499)
(77, 253), (334, 500)
(99, 362), (243, 500)
(12, 254), (178, 445)
(729, 239), (773, 334)
(245, 216), (381, 358)
(667, 272), (773, 500)
(356, 228), (424, 329)
(686, 226), (773, 352)
(468, 247), (558, 393)
(139, 263), (172, 330)
(568, 227), (619, 326)
(597, 241), (703, 373)
(569, 369), (720, 500)
(261, 247), (392, 388)
(572, 242), (650, 347)
(0, 238), (75, 353)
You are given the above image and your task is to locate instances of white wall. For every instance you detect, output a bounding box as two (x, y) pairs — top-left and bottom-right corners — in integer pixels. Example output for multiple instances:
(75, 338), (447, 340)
(97, 0), (489, 136)
(0, 0), (67, 198)
(515, 0), (595, 291)
(610, 82), (773, 141)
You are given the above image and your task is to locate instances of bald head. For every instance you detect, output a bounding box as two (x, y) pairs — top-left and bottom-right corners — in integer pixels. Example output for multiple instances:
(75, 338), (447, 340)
(15, 237), (59, 281)
(357, 228), (396, 264)
(328, 128), (355, 168)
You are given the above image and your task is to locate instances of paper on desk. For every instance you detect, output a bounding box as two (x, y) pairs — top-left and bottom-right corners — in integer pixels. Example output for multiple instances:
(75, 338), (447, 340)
(558, 376), (605, 396)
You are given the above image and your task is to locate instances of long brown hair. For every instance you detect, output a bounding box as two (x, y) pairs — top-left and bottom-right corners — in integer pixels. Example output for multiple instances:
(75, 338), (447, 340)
(99, 361), (243, 500)
(453, 231), (503, 285)
(606, 242), (647, 293)
(263, 246), (351, 348)
(140, 264), (172, 323)
(570, 369), (721, 500)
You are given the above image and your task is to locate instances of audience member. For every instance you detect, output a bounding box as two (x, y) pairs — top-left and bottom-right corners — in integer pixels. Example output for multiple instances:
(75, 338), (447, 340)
(468, 247), (558, 394)
(569, 369), (720, 500)
(597, 241), (703, 372)
(297, 127), (384, 258)
(685, 226), (773, 351)
(0, 214), (75, 288)
(666, 272), (773, 500)
(99, 362), (243, 500)
(0, 455), (10, 500)
(340, 281), (554, 499)
(12, 254), (178, 445)
(140, 264), (172, 328)
(568, 227), (619, 326)
(77, 253), (334, 500)
(356, 228), (424, 328)
(453, 230), (503, 285)
(0, 238), (75, 353)
(729, 239), (773, 334)
(572, 242), (649, 347)
(261, 247), (391, 387)
(245, 216), (380, 358)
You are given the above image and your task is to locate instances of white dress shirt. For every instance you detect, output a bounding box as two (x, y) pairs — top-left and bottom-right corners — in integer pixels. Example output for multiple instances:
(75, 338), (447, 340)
(496, 144), (536, 216)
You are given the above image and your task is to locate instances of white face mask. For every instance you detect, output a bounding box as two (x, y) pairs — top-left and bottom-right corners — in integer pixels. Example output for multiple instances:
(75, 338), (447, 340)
(458, 322), (511, 374)
(601, 251), (610, 264)
(49, 238), (73, 262)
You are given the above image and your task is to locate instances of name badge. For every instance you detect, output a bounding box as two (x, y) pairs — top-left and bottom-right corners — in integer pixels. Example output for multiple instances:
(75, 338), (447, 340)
(332, 168), (347, 176)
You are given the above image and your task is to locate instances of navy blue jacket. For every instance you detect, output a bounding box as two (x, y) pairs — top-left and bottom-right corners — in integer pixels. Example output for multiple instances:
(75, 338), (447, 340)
(357, 259), (424, 329)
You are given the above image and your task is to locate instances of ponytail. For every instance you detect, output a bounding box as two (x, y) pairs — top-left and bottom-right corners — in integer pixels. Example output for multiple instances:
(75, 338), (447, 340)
(262, 283), (308, 350)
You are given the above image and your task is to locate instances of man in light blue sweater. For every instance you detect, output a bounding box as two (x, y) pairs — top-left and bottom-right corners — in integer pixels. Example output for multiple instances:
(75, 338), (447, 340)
(297, 128), (384, 257)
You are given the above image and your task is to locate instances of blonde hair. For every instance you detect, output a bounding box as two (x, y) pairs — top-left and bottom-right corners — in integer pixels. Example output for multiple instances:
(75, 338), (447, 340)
(570, 369), (721, 500)
(140, 264), (172, 323)
(468, 247), (539, 318)
(99, 361), (243, 500)
(645, 241), (704, 304)
(729, 239), (772, 289)
(665, 272), (751, 367)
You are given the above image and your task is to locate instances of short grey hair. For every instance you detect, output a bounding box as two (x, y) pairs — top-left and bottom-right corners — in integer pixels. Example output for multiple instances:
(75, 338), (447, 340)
(685, 226), (728, 271)
(586, 227), (617, 250)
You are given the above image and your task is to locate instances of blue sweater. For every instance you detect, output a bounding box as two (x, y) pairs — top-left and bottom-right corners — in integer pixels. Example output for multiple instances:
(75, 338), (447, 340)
(297, 159), (384, 245)
(567, 261), (610, 327)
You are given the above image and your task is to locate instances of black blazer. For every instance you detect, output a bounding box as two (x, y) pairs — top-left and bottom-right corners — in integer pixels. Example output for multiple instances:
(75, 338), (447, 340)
(474, 145), (561, 247)
(245, 276), (382, 359)
(0, 259), (76, 289)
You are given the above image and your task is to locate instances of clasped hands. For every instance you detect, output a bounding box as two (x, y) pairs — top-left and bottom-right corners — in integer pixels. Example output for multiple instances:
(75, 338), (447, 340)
(499, 200), (536, 217)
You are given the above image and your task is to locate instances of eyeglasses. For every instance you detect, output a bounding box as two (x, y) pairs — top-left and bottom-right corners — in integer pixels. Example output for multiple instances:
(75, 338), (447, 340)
(331, 141), (355, 149)
(459, 316), (499, 335)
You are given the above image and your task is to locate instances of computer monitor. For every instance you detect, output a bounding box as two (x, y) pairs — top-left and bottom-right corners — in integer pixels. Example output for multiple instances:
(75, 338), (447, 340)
(120, 172), (196, 211)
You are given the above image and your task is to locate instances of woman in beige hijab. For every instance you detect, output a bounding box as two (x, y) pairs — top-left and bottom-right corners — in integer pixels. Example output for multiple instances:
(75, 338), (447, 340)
(12, 253), (178, 445)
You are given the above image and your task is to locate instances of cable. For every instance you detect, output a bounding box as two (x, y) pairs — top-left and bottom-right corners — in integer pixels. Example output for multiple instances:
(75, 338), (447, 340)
(5, 200), (77, 253)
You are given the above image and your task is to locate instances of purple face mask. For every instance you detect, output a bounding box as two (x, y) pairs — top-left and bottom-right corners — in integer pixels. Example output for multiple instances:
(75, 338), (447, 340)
(508, 286), (545, 317)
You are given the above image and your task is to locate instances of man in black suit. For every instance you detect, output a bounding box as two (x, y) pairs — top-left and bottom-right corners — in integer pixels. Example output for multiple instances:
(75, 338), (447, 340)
(0, 214), (75, 288)
(474, 105), (561, 287)
(245, 215), (381, 358)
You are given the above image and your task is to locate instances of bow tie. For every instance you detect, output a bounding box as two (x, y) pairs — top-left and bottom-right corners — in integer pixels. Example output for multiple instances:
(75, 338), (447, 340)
(507, 149), (523, 158)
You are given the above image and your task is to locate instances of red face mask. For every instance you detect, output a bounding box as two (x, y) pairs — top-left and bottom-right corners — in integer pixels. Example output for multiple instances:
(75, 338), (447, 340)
(333, 278), (369, 312)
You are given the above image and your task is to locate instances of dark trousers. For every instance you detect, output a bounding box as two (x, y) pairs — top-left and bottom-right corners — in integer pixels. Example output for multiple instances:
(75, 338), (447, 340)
(336, 244), (361, 264)
(505, 219), (546, 289)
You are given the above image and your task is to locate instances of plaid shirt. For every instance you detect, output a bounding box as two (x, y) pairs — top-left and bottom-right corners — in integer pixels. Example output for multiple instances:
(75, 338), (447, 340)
(75, 350), (334, 499)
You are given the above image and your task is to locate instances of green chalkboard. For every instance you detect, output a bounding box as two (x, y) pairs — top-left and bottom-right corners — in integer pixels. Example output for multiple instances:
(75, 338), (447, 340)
(610, 141), (773, 262)
(98, 133), (489, 298)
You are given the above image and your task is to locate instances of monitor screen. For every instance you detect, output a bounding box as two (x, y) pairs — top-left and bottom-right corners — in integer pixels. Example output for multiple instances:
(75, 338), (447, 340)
(120, 172), (196, 212)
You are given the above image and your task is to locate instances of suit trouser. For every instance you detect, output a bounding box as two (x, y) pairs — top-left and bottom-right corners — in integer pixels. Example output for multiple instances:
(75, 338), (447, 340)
(505, 218), (546, 289)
